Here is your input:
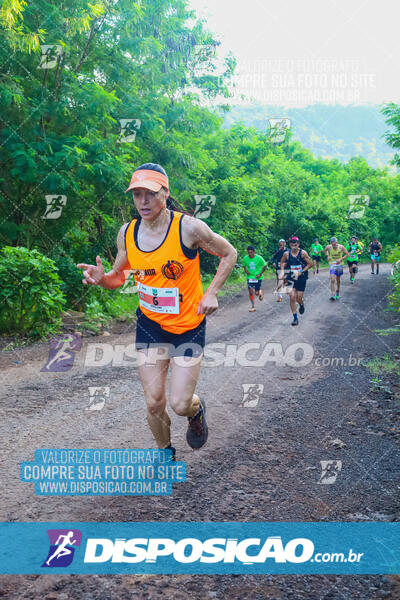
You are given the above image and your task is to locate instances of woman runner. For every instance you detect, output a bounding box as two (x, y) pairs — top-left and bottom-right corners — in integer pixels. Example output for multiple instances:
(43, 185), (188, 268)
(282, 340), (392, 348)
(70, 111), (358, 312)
(77, 163), (237, 456)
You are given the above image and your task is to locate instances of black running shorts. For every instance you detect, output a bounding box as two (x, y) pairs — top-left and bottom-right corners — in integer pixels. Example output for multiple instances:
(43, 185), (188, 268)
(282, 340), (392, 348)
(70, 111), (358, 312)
(288, 274), (307, 292)
(135, 308), (206, 357)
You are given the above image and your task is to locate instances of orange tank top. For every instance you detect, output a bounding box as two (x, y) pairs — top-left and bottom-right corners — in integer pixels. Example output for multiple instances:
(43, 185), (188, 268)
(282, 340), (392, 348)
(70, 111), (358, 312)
(125, 210), (205, 334)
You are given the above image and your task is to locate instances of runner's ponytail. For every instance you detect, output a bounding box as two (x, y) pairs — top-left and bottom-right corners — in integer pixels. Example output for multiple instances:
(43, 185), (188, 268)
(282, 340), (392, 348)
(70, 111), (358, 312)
(165, 193), (191, 216)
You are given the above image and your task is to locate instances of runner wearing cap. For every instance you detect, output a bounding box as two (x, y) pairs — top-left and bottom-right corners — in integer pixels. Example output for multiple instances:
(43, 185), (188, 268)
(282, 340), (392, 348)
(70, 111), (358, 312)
(310, 238), (323, 275)
(279, 237), (313, 326)
(77, 163), (237, 455)
(243, 246), (267, 311)
(271, 239), (287, 302)
(369, 237), (382, 274)
(325, 237), (349, 301)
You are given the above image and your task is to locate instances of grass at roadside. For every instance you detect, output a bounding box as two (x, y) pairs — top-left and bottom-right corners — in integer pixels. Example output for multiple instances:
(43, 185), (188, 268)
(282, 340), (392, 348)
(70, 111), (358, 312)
(367, 353), (400, 378)
(365, 323), (400, 398)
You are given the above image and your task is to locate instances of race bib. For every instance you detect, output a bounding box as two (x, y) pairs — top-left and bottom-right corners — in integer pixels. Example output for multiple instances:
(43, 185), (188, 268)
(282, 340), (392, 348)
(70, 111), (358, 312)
(248, 278), (259, 283)
(137, 282), (179, 314)
(374, 251), (379, 256)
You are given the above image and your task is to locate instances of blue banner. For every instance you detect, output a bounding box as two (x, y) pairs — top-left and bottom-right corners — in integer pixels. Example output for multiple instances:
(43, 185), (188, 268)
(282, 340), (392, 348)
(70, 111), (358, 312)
(0, 522), (398, 574)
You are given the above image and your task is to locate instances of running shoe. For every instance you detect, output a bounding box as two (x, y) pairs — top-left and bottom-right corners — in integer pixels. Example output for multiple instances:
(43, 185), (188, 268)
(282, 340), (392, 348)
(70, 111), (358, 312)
(186, 398), (208, 449)
(299, 303), (305, 315)
(277, 295), (282, 302)
(350, 277), (354, 284)
(371, 272), (374, 275)
(164, 445), (176, 462)
(249, 307), (256, 312)
(335, 293), (340, 300)
(291, 317), (299, 326)
(330, 296), (335, 302)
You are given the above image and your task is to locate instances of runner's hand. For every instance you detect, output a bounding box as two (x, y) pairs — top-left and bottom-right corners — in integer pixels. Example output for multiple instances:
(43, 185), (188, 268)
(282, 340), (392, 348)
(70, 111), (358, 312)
(77, 256), (105, 286)
(197, 292), (218, 316)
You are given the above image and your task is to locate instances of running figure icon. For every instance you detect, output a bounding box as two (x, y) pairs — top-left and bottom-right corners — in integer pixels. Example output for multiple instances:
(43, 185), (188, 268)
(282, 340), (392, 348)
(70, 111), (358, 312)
(45, 531), (77, 566)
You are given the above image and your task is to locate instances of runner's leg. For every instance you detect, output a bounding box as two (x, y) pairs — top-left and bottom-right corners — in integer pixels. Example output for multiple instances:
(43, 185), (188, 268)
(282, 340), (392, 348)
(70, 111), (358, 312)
(289, 288), (297, 315)
(248, 285), (255, 309)
(330, 273), (336, 296)
(276, 272), (283, 300)
(289, 287), (299, 324)
(169, 356), (203, 417)
(138, 351), (171, 448)
(297, 290), (305, 313)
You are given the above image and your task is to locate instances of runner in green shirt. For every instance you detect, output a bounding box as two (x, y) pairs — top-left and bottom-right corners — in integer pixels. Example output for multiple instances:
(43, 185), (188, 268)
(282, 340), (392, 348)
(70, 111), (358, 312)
(243, 246), (267, 312)
(345, 236), (362, 283)
(310, 238), (323, 275)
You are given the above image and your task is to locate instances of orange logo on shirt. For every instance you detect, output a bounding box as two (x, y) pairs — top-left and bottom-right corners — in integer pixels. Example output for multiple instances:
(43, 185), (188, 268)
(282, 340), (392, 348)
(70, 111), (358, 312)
(161, 260), (184, 280)
(131, 268), (156, 281)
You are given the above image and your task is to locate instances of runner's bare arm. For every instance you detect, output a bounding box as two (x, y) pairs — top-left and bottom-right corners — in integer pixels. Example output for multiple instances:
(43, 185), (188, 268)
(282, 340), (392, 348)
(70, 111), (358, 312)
(181, 216), (237, 314)
(77, 224), (130, 289)
(276, 252), (288, 289)
(257, 263), (268, 278)
(279, 252), (288, 278)
(324, 245), (331, 259)
(301, 250), (314, 272)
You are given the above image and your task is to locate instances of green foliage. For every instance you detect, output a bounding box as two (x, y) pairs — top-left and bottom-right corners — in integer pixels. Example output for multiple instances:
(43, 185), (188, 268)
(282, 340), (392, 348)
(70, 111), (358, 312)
(387, 245), (400, 264)
(0, 246), (65, 336)
(51, 253), (88, 308)
(2, 1), (400, 339)
(385, 245), (400, 313)
(81, 289), (138, 333)
(0, 0), (229, 255)
(382, 103), (400, 169)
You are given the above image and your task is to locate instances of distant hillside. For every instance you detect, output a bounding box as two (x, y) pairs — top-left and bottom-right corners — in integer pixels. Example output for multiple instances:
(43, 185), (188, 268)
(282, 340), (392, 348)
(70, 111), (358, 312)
(223, 104), (395, 169)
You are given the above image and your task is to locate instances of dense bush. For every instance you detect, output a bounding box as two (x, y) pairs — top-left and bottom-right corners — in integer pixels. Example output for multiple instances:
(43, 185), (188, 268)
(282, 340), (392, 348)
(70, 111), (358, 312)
(0, 246), (65, 337)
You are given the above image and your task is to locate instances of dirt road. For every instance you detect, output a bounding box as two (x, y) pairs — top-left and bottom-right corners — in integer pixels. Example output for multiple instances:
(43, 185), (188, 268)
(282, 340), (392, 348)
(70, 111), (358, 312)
(0, 264), (399, 599)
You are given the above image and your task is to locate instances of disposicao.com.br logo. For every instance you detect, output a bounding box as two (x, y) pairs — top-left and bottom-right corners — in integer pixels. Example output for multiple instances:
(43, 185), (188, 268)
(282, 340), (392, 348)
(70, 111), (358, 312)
(83, 536), (363, 566)
(3, 522), (396, 574)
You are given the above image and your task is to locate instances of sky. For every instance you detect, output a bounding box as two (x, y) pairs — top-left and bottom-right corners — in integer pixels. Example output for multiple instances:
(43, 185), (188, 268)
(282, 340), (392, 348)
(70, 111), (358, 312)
(188, 0), (400, 107)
